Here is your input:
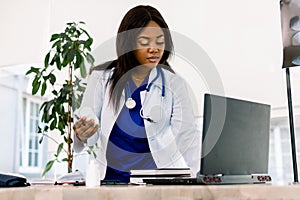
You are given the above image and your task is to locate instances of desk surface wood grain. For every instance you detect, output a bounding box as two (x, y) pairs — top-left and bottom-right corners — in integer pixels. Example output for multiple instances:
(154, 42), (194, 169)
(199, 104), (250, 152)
(1, 184), (300, 200)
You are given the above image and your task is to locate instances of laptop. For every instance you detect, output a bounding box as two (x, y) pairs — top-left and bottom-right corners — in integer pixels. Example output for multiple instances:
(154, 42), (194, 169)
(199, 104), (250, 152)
(142, 93), (271, 185)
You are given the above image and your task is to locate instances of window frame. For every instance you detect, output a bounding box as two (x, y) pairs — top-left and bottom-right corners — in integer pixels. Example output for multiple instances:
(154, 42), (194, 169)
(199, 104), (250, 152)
(18, 93), (45, 174)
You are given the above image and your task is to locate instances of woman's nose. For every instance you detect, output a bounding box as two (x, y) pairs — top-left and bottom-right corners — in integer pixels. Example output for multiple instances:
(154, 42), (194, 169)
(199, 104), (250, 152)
(148, 45), (159, 53)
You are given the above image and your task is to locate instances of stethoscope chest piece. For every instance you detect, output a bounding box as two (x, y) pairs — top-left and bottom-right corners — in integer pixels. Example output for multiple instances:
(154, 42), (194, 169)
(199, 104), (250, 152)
(125, 98), (136, 109)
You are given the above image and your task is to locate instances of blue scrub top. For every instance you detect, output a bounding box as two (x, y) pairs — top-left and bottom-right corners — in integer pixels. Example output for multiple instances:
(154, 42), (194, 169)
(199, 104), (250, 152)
(104, 75), (157, 183)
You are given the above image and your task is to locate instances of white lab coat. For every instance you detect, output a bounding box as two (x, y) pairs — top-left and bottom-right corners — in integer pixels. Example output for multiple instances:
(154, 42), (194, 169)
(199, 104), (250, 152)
(74, 67), (201, 178)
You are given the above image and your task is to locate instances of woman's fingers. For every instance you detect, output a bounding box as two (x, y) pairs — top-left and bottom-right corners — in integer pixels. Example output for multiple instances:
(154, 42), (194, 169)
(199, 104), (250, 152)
(76, 116), (87, 127)
(73, 117), (99, 142)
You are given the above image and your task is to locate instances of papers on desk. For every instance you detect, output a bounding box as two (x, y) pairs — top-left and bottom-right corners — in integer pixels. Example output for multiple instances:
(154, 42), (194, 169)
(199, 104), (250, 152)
(29, 179), (55, 185)
(130, 168), (191, 176)
(30, 170), (85, 186)
(129, 168), (192, 184)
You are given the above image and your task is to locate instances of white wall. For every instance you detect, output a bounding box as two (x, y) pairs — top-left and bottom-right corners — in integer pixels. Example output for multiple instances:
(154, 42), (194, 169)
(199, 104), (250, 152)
(0, 0), (50, 67)
(1, 0), (291, 114)
(0, 78), (19, 172)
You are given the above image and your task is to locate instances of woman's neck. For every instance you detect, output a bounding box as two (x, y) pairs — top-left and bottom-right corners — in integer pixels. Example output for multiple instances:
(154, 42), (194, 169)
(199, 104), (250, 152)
(131, 66), (153, 87)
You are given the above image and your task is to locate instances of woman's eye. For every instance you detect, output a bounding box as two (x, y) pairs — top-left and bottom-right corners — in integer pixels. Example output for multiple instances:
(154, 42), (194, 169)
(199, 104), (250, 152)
(156, 37), (165, 45)
(156, 42), (165, 45)
(137, 38), (149, 47)
(137, 38), (164, 47)
(139, 43), (149, 46)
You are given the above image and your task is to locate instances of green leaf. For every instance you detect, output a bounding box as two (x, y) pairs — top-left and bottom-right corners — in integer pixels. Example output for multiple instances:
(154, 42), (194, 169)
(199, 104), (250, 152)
(40, 101), (47, 111)
(62, 41), (72, 52)
(62, 59), (69, 67)
(60, 32), (67, 40)
(51, 39), (61, 49)
(45, 100), (54, 111)
(58, 121), (64, 132)
(39, 136), (44, 144)
(45, 112), (51, 123)
(66, 22), (75, 26)
(49, 74), (56, 85)
(50, 118), (57, 130)
(52, 90), (58, 95)
(67, 49), (75, 62)
(86, 52), (95, 64)
(64, 136), (68, 143)
(25, 66), (40, 75)
(79, 60), (87, 78)
(74, 51), (82, 70)
(32, 77), (41, 95)
(69, 26), (76, 34)
(58, 104), (63, 113)
(41, 112), (46, 122)
(50, 34), (60, 42)
(79, 28), (91, 38)
(50, 54), (56, 66)
(75, 30), (81, 37)
(44, 52), (50, 68)
(41, 82), (47, 96)
(92, 151), (97, 159)
(77, 40), (85, 46)
(84, 38), (93, 49)
(37, 126), (42, 133)
(56, 143), (64, 156)
(42, 160), (55, 177)
(61, 158), (68, 162)
(55, 55), (62, 70)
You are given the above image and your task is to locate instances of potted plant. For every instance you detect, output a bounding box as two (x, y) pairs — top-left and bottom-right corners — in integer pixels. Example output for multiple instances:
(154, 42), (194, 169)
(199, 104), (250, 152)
(26, 21), (95, 176)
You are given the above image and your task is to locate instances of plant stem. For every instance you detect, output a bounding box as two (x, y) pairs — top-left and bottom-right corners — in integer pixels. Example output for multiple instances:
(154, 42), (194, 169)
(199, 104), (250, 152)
(67, 62), (73, 173)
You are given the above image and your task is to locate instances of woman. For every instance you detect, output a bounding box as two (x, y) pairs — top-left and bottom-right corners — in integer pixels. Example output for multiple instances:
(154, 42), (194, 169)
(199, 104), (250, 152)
(73, 5), (200, 183)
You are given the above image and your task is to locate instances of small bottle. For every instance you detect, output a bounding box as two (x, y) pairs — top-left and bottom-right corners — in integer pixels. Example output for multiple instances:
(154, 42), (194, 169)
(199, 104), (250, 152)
(85, 159), (100, 187)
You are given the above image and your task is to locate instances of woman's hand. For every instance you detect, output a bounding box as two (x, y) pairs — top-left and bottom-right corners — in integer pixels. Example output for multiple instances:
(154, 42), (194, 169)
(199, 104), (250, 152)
(73, 116), (99, 142)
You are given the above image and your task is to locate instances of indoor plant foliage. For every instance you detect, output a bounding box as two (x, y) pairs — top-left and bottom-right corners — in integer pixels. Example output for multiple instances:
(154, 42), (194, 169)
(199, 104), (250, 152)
(26, 22), (95, 176)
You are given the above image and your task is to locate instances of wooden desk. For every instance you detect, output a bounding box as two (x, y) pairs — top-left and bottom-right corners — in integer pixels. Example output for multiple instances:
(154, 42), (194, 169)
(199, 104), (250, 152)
(0, 184), (300, 200)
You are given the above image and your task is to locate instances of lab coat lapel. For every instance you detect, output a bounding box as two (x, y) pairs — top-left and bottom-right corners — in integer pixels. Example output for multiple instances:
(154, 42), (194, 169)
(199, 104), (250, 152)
(101, 84), (124, 140)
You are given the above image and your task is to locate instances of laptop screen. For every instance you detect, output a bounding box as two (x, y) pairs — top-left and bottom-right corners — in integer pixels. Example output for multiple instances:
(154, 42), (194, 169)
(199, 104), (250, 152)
(200, 94), (271, 176)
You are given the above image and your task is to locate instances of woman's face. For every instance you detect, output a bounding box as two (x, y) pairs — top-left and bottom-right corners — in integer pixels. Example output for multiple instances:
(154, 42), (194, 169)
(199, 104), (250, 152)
(134, 20), (165, 69)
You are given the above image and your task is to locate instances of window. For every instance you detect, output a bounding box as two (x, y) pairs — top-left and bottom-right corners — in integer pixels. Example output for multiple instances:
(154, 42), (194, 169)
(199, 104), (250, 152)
(269, 116), (300, 184)
(19, 95), (44, 173)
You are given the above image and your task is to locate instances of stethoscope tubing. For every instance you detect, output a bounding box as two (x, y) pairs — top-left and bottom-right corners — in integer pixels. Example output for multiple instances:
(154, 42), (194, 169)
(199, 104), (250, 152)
(125, 67), (165, 101)
(145, 67), (165, 97)
(125, 67), (165, 122)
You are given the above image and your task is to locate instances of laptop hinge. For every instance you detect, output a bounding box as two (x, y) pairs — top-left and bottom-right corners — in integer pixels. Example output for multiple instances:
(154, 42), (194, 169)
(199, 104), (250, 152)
(196, 174), (272, 185)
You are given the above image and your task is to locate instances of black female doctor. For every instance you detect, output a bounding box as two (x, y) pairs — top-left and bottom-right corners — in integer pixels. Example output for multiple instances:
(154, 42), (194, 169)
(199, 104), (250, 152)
(73, 5), (200, 183)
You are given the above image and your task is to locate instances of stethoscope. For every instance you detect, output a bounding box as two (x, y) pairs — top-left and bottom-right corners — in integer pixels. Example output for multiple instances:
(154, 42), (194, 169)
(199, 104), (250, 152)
(125, 67), (165, 122)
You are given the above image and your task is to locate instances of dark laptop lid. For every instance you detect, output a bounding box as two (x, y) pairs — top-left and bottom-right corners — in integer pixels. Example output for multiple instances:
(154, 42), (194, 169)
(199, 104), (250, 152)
(200, 94), (271, 176)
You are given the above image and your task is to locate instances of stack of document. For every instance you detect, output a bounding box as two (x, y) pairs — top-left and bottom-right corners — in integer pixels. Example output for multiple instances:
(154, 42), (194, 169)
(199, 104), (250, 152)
(30, 170), (85, 186)
(130, 168), (192, 184)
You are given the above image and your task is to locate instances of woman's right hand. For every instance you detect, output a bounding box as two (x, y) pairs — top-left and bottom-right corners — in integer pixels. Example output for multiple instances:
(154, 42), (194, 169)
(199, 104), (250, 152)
(73, 116), (99, 142)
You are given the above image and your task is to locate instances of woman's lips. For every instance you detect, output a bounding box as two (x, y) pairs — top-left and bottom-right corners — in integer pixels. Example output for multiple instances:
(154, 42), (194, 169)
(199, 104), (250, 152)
(147, 56), (159, 63)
